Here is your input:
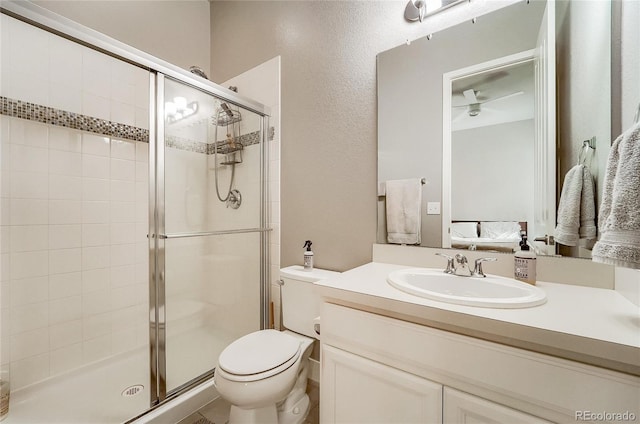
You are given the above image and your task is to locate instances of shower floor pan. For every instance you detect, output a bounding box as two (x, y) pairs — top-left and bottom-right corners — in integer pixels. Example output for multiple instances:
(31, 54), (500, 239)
(4, 347), (149, 424)
(3, 326), (232, 424)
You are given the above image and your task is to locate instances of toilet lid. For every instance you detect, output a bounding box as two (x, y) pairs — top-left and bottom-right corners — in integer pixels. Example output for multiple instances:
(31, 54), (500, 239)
(218, 330), (301, 376)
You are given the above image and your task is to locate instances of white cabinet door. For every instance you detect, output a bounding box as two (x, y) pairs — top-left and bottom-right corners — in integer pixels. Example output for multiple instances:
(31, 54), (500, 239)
(321, 344), (442, 424)
(444, 388), (551, 424)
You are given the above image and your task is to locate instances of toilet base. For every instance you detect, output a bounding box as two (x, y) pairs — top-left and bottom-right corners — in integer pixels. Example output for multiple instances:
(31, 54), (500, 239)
(277, 393), (310, 424)
(229, 404), (278, 424)
(276, 356), (311, 424)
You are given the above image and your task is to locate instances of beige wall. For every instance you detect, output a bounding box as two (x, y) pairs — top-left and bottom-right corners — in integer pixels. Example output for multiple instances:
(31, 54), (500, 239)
(32, 0), (211, 76)
(210, 0), (517, 272)
(555, 0), (611, 214)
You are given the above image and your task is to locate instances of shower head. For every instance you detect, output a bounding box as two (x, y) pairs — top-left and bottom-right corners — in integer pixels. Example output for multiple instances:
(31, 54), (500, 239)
(213, 102), (242, 126)
(189, 66), (208, 80)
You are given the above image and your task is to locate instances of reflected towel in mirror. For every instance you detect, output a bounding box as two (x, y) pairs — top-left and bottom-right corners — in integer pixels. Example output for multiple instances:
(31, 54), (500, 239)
(593, 122), (640, 269)
(385, 178), (422, 245)
(555, 164), (596, 246)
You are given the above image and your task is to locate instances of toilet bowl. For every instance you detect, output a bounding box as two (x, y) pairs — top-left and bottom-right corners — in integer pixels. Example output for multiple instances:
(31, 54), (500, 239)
(213, 266), (339, 424)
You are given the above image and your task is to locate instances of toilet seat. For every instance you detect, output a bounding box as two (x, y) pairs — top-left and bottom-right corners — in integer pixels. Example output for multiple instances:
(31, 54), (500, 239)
(218, 330), (301, 382)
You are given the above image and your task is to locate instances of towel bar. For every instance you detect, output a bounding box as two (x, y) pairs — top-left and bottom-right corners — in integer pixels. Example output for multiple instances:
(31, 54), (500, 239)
(578, 137), (596, 166)
(378, 177), (426, 197)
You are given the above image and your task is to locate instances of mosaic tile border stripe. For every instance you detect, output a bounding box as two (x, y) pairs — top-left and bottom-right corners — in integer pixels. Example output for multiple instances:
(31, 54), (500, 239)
(1, 96), (149, 143)
(1, 96), (275, 154)
(167, 129), (265, 155)
(206, 130), (264, 155)
(166, 136), (209, 154)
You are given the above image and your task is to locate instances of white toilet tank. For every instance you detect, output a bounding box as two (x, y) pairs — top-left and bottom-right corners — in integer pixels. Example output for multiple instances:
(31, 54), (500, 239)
(280, 266), (340, 338)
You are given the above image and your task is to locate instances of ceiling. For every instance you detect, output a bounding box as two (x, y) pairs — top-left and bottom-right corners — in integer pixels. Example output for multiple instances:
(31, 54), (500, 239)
(451, 59), (535, 132)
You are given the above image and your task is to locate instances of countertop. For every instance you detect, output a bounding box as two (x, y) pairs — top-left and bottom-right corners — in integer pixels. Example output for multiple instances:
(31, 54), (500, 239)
(314, 262), (640, 376)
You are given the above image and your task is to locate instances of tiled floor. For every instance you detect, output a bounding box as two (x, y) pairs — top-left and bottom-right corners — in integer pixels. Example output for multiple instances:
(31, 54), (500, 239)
(177, 380), (319, 424)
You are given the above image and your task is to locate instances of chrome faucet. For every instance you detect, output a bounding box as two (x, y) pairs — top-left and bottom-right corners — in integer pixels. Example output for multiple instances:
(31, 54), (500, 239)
(436, 253), (497, 278)
(454, 253), (471, 276)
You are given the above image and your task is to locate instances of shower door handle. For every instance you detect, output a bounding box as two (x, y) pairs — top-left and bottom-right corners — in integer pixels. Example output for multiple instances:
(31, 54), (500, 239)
(159, 228), (272, 239)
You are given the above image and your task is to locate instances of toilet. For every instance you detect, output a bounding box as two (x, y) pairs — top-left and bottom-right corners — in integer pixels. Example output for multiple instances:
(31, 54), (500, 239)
(213, 266), (339, 424)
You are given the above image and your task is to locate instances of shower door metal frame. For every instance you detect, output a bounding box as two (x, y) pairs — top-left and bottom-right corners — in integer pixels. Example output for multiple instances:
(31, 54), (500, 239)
(149, 72), (161, 406)
(2, 0), (272, 413)
(152, 73), (271, 403)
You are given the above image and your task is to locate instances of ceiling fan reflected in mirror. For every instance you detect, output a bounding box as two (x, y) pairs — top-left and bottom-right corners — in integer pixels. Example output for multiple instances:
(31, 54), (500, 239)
(453, 89), (524, 117)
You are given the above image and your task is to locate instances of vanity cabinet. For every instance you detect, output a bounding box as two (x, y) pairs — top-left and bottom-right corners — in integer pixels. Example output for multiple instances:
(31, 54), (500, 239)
(320, 302), (640, 424)
(443, 388), (549, 424)
(322, 344), (443, 423)
(321, 344), (548, 424)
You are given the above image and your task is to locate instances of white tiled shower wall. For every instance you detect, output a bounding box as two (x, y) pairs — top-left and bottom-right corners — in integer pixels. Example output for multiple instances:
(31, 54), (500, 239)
(0, 14), (149, 128)
(224, 57), (282, 328)
(0, 119), (149, 390)
(0, 15), (149, 390)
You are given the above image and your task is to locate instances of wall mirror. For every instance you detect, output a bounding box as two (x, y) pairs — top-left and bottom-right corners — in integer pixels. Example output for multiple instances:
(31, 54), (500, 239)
(377, 0), (613, 259)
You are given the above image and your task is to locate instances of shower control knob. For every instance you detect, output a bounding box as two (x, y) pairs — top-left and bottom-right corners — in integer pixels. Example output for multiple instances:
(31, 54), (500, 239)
(226, 189), (242, 209)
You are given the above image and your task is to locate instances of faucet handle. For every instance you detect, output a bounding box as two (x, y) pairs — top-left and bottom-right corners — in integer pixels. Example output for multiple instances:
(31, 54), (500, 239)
(472, 257), (497, 277)
(435, 253), (455, 274)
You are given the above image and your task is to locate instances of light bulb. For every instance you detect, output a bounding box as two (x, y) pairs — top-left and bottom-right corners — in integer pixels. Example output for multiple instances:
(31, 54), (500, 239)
(174, 97), (187, 110)
(165, 102), (177, 116)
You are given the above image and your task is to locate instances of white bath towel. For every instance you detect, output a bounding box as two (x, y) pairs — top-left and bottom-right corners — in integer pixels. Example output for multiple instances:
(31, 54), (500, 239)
(385, 178), (422, 245)
(554, 164), (596, 246)
(593, 122), (640, 269)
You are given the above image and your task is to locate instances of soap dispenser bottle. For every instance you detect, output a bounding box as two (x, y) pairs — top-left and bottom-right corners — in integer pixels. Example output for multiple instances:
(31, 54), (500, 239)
(514, 235), (536, 285)
(303, 240), (314, 271)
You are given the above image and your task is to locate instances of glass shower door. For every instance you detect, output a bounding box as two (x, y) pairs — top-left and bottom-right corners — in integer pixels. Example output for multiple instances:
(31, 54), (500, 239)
(153, 76), (268, 398)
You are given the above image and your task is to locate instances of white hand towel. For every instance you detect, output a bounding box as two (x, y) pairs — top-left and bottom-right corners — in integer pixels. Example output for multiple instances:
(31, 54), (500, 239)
(593, 122), (640, 269)
(385, 178), (422, 245)
(555, 164), (596, 246)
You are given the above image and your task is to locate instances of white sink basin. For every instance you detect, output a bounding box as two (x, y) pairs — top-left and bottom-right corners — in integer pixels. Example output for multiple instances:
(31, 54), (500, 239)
(387, 268), (547, 308)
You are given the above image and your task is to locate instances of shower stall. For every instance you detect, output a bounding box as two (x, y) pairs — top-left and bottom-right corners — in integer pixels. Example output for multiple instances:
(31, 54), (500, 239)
(0, 2), (271, 423)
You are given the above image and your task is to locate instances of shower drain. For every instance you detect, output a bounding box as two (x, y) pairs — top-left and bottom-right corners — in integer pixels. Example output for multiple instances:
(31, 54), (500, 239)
(121, 385), (144, 397)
